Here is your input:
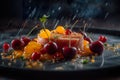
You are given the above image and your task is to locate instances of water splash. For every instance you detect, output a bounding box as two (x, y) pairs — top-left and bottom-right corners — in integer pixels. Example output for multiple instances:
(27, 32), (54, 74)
(23, 0), (110, 19)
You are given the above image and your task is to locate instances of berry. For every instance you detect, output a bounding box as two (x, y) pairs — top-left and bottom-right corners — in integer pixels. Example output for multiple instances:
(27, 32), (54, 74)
(98, 35), (107, 43)
(65, 29), (72, 35)
(31, 52), (40, 61)
(40, 48), (46, 54)
(80, 31), (87, 38)
(55, 26), (65, 34)
(62, 47), (77, 60)
(11, 39), (24, 50)
(44, 41), (58, 54)
(3, 42), (10, 52)
(84, 37), (92, 43)
(90, 41), (104, 55)
(21, 36), (31, 46)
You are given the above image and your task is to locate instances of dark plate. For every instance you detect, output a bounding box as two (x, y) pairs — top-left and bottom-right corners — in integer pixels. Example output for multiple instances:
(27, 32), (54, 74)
(0, 28), (120, 80)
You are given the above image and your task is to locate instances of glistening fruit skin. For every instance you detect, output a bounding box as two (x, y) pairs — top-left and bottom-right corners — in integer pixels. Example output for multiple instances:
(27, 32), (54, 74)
(84, 37), (92, 43)
(62, 47), (77, 60)
(11, 39), (24, 50)
(44, 41), (58, 54)
(21, 36), (31, 46)
(65, 29), (72, 35)
(98, 35), (107, 43)
(80, 31), (87, 38)
(3, 42), (10, 52)
(89, 41), (104, 55)
(31, 52), (40, 61)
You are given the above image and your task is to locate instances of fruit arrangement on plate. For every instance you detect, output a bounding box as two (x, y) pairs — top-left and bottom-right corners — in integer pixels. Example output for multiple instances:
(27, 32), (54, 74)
(1, 15), (108, 68)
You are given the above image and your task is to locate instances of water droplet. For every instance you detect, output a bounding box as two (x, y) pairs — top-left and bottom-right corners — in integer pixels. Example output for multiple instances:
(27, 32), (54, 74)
(72, 15), (76, 20)
(54, 20), (59, 29)
(58, 6), (61, 11)
(76, 10), (79, 13)
(29, 0), (32, 3)
(104, 12), (109, 19)
(52, 10), (55, 13)
(105, 2), (109, 6)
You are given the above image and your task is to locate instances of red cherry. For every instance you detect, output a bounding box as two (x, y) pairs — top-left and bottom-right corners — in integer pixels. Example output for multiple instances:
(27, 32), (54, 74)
(65, 29), (72, 35)
(62, 47), (77, 60)
(90, 41), (104, 55)
(21, 36), (31, 46)
(98, 35), (107, 43)
(40, 48), (46, 54)
(79, 31), (87, 38)
(31, 52), (40, 61)
(11, 39), (24, 50)
(3, 42), (10, 52)
(44, 41), (58, 54)
(84, 37), (92, 43)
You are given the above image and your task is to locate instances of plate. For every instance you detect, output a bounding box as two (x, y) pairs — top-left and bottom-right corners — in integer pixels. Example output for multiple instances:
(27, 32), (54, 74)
(0, 28), (120, 79)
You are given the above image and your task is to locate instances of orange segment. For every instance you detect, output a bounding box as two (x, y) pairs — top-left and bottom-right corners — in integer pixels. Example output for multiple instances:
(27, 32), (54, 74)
(83, 40), (93, 55)
(38, 29), (51, 38)
(13, 50), (23, 58)
(55, 26), (65, 34)
(23, 41), (42, 59)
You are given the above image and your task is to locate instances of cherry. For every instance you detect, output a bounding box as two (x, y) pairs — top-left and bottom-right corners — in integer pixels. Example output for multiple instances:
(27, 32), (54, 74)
(89, 41), (104, 55)
(62, 47), (77, 60)
(3, 42), (10, 52)
(84, 37), (92, 43)
(31, 52), (40, 61)
(40, 48), (46, 54)
(65, 29), (72, 35)
(79, 31), (87, 38)
(44, 41), (58, 54)
(21, 36), (31, 46)
(98, 35), (107, 43)
(11, 39), (24, 50)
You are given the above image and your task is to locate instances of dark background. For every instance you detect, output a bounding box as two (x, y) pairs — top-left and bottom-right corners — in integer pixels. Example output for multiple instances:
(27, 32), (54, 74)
(0, 0), (120, 31)
(0, 0), (120, 19)
(0, 1), (120, 79)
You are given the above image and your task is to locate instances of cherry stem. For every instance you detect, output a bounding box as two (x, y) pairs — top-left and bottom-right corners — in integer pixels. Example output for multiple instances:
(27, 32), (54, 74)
(83, 23), (87, 32)
(71, 20), (79, 30)
(26, 25), (38, 37)
(43, 22), (50, 41)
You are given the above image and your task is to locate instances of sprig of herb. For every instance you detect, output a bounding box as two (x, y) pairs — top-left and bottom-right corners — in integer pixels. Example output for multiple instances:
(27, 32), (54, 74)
(81, 59), (89, 64)
(39, 15), (50, 41)
(20, 56), (25, 60)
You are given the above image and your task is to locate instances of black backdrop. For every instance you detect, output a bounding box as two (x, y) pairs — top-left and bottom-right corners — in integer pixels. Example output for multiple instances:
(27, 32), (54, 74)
(0, 0), (120, 19)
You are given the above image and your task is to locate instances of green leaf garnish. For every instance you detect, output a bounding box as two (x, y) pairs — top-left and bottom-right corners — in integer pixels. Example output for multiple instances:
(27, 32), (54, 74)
(39, 14), (50, 41)
(104, 43), (108, 47)
(81, 59), (89, 64)
(20, 56), (24, 60)
(39, 15), (49, 23)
